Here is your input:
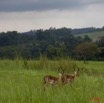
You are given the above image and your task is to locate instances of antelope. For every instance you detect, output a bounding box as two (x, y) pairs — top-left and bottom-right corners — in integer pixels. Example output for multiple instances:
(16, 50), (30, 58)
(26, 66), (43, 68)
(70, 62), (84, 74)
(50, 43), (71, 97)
(43, 73), (63, 90)
(61, 67), (79, 85)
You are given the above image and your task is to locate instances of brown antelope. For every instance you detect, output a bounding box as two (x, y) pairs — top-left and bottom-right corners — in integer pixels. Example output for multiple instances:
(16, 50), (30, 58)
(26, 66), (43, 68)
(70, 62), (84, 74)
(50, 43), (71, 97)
(43, 73), (63, 90)
(61, 67), (79, 85)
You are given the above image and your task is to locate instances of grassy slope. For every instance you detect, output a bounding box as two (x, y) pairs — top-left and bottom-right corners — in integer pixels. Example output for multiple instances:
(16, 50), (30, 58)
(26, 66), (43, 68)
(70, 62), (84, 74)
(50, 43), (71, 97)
(74, 31), (104, 41)
(0, 59), (104, 103)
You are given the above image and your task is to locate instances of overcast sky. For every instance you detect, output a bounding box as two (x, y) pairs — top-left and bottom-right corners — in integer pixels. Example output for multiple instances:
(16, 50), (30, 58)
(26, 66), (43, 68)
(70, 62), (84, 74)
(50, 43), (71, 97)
(0, 0), (104, 32)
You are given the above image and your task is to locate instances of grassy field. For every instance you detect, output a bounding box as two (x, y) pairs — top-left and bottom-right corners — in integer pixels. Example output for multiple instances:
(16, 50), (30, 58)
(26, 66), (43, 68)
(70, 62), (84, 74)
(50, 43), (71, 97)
(0, 59), (104, 103)
(74, 31), (104, 41)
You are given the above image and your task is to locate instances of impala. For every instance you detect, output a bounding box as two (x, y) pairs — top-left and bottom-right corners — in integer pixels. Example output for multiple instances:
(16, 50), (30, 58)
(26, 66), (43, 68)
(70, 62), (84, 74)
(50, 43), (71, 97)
(61, 68), (79, 85)
(43, 73), (63, 90)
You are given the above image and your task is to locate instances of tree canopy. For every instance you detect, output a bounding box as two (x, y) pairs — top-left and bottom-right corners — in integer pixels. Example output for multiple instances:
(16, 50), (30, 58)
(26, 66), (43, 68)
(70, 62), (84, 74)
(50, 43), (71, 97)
(75, 42), (101, 62)
(0, 27), (104, 60)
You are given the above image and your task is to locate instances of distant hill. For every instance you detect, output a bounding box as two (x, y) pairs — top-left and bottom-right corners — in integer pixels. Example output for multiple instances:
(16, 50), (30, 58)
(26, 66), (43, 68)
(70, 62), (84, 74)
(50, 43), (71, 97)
(74, 31), (104, 42)
(71, 27), (104, 34)
(22, 30), (36, 35)
(21, 27), (104, 42)
(22, 26), (104, 35)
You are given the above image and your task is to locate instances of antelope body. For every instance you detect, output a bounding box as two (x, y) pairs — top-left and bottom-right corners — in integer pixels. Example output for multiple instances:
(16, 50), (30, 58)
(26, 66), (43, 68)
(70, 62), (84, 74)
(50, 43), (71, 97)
(43, 73), (62, 90)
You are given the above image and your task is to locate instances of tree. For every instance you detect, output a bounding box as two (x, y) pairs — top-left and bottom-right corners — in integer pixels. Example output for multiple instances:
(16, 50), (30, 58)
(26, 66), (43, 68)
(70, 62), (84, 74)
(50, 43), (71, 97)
(96, 36), (104, 47)
(83, 35), (92, 42)
(46, 45), (64, 59)
(74, 42), (101, 62)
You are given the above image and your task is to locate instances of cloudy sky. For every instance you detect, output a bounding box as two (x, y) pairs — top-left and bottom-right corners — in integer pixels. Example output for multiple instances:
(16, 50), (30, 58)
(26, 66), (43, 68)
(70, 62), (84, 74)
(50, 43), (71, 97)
(0, 0), (104, 32)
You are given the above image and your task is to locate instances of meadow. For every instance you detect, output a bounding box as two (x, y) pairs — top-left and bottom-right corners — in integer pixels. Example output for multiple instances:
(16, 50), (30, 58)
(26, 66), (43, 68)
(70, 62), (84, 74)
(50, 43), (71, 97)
(75, 31), (104, 41)
(0, 58), (104, 103)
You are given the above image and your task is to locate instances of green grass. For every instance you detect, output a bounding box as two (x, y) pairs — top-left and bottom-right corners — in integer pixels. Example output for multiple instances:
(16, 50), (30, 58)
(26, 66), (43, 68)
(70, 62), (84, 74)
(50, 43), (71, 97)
(75, 31), (104, 41)
(0, 59), (104, 103)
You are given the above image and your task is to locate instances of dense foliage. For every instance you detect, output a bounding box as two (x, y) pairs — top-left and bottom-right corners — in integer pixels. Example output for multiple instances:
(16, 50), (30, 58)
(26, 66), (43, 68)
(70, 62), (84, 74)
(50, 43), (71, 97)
(0, 27), (104, 60)
(74, 42), (101, 62)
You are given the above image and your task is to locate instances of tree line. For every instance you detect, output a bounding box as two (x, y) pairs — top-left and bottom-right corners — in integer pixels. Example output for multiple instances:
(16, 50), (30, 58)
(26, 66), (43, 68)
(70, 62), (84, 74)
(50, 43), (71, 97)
(0, 27), (104, 60)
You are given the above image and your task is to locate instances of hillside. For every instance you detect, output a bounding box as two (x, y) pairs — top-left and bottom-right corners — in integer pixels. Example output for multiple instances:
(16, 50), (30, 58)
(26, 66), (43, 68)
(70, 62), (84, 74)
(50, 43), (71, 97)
(74, 31), (104, 41)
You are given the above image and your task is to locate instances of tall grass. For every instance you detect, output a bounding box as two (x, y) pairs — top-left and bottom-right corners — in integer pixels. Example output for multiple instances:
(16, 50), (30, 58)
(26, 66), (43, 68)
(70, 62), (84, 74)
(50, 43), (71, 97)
(0, 58), (104, 103)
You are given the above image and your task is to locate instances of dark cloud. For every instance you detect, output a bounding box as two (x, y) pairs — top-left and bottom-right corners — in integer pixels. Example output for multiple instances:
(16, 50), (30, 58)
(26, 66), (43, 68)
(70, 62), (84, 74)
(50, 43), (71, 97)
(0, 0), (104, 12)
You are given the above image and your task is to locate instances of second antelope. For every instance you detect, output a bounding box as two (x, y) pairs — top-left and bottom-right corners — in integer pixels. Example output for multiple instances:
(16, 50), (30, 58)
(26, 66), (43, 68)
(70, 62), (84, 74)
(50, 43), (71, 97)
(61, 67), (79, 85)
